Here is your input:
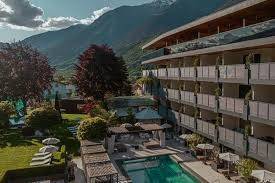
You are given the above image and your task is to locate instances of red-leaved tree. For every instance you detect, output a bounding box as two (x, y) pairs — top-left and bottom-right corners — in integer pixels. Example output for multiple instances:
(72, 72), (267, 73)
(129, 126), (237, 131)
(74, 44), (131, 101)
(0, 42), (55, 103)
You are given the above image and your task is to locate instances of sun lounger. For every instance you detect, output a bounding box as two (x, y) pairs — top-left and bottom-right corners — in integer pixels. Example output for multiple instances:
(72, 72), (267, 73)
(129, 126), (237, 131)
(32, 153), (52, 162)
(30, 158), (51, 166)
(33, 152), (51, 157)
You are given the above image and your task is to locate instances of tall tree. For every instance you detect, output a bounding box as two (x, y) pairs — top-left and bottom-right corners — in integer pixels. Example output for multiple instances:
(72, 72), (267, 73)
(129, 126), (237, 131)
(0, 42), (54, 103)
(74, 44), (131, 100)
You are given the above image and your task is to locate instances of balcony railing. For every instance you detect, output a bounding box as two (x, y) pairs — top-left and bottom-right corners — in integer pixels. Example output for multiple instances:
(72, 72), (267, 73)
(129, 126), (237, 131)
(180, 67), (196, 79)
(180, 113), (195, 130)
(197, 66), (216, 80)
(219, 127), (244, 151)
(248, 136), (275, 163)
(197, 93), (216, 109)
(180, 91), (196, 104)
(158, 68), (167, 78)
(249, 101), (275, 122)
(167, 19), (275, 55)
(219, 97), (245, 114)
(250, 62), (275, 84)
(167, 68), (180, 78)
(197, 119), (215, 138)
(219, 64), (248, 83)
(140, 48), (170, 62)
(167, 89), (180, 100)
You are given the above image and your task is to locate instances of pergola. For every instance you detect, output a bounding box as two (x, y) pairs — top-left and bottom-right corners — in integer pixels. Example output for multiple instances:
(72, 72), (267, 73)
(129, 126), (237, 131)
(86, 163), (118, 183)
(107, 124), (166, 153)
(80, 141), (119, 183)
(81, 145), (106, 155)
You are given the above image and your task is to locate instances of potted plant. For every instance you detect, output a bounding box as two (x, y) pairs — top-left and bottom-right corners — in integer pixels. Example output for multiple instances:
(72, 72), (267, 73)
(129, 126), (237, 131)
(245, 53), (254, 70)
(236, 158), (257, 183)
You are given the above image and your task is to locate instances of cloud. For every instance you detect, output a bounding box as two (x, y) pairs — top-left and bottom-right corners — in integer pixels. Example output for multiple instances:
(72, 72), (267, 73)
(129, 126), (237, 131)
(41, 7), (111, 30)
(0, 0), (111, 31)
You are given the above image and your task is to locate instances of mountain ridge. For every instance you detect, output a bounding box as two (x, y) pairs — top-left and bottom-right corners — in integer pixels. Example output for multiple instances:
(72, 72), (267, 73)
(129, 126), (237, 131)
(23, 0), (239, 79)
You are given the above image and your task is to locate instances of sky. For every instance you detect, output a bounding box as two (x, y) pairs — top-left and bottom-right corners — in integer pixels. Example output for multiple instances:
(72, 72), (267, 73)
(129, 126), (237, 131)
(0, 0), (152, 42)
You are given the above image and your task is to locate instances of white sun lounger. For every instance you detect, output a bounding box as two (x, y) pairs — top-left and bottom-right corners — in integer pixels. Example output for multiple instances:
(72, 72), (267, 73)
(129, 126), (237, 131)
(30, 158), (51, 166)
(32, 153), (52, 162)
(33, 152), (51, 157)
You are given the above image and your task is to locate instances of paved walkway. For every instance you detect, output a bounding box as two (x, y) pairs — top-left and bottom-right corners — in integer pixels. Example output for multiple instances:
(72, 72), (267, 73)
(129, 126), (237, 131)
(181, 161), (234, 183)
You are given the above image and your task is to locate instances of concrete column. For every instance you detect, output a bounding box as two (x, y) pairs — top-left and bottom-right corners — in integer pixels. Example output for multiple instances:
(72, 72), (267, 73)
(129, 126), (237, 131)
(107, 135), (116, 154)
(217, 26), (220, 33)
(243, 18), (246, 27)
(159, 130), (166, 147)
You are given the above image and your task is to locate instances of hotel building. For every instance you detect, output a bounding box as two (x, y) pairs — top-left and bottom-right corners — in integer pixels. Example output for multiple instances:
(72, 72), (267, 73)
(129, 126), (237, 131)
(141, 0), (275, 171)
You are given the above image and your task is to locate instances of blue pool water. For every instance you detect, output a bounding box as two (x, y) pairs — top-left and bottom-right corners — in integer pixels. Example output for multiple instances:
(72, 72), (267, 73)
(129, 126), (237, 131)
(122, 155), (199, 183)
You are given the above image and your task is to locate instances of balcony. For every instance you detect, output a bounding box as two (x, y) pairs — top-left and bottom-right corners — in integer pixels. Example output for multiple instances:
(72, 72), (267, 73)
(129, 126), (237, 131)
(140, 48), (170, 62)
(167, 68), (180, 79)
(158, 68), (167, 79)
(218, 97), (247, 119)
(142, 70), (150, 77)
(167, 89), (180, 101)
(248, 137), (275, 165)
(249, 101), (275, 127)
(179, 67), (196, 81)
(197, 93), (216, 111)
(180, 113), (196, 131)
(250, 62), (275, 85)
(168, 109), (180, 123)
(180, 91), (196, 106)
(196, 119), (216, 140)
(167, 19), (275, 55)
(197, 66), (217, 82)
(218, 127), (245, 153)
(219, 64), (249, 84)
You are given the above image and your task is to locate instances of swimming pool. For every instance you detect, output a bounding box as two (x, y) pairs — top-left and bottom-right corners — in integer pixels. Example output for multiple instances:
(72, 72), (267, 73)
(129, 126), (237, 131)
(121, 155), (199, 183)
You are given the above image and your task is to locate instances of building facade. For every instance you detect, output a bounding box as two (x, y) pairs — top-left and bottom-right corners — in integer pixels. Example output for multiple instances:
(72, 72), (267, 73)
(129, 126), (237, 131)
(141, 0), (275, 171)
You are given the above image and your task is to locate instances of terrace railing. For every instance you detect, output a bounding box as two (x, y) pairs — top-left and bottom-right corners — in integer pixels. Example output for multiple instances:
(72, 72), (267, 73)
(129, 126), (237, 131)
(167, 89), (180, 100)
(219, 97), (245, 115)
(158, 68), (167, 78)
(249, 101), (275, 122)
(250, 62), (275, 84)
(219, 127), (244, 151)
(180, 67), (196, 79)
(167, 68), (180, 78)
(219, 64), (248, 83)
(180, 113), (196, 130)
(248, 136), (275, 163)
(197, 93), (216, 109)
(197, 66), (216, 81)
(197, 119), (215, 138)
(180, 91), (196, 105)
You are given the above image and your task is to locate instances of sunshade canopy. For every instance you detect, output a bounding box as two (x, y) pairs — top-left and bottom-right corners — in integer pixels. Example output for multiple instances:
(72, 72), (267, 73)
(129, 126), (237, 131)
(219, 152), (240, 163)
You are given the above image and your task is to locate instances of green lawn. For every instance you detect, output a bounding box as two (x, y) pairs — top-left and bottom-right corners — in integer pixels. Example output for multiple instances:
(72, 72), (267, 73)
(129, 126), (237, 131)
(61, 113), (89, 122)
(0, 113), (88, 180)
(0, 129), (43, 179)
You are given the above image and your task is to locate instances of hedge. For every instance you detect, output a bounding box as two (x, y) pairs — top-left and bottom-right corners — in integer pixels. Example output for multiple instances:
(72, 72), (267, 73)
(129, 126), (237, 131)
(0, 162), (66, 183)
(0, 145), (67, 183)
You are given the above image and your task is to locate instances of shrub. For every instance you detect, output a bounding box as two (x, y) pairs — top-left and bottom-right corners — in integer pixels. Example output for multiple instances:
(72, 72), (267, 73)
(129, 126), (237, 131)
(77, 117), (107, 140)
(89, 105), (119, 126)
(25, 106), (61, 130)
(187, 133), (205, 149)
(236, 158), (257, 182)
(0, 101), (15, 128)
(21, 126), (35, 136)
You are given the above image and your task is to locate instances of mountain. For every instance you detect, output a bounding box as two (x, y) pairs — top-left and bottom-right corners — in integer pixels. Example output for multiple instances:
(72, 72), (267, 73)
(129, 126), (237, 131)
(23, 0), (233, 79)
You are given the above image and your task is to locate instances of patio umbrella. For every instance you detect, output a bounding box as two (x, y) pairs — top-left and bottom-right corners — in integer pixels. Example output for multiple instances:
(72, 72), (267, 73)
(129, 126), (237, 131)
(196, 143), (214, 161)
(219, 152), (240, 174)
(120, 123), (132, 128)
(251, 170), (275, 183)
(42, 138), (60, 145)
(39, 145), (59, 153)
(161, 123), (172, 129)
